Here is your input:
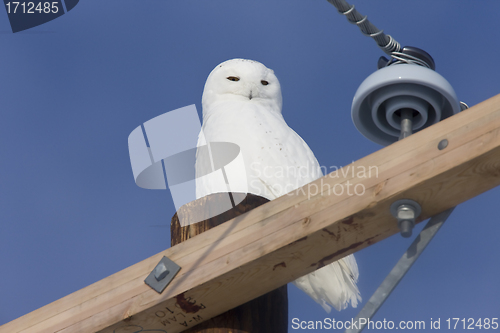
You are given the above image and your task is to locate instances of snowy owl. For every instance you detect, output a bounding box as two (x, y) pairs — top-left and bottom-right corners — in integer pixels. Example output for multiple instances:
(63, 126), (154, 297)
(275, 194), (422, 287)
(195, 58), (361, 312)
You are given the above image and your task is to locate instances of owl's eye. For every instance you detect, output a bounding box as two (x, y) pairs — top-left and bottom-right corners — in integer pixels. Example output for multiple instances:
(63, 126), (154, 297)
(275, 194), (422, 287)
(261, 80), (269, 86)
(227, 76), (240, 82)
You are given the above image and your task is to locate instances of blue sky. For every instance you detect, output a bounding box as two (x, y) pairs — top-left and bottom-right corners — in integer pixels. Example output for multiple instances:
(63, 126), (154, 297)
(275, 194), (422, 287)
(1, 1), (499, 331)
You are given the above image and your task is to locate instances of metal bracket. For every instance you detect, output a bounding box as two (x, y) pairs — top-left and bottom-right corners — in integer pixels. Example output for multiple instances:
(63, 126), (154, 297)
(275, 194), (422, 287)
(346, 207), (455, 333)
(145, 256), (181, 294)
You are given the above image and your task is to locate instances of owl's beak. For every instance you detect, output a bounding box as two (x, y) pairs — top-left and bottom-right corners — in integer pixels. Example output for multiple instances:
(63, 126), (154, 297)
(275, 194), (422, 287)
(248, 90), (253, 100)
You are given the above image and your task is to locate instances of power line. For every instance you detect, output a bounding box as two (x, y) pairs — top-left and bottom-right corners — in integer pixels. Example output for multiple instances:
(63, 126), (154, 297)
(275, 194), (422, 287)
(327, 0), (401, 55)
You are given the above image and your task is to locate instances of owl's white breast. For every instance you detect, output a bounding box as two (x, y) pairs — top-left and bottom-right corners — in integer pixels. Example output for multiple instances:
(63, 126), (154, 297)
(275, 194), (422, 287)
(196, 99), (322, 200)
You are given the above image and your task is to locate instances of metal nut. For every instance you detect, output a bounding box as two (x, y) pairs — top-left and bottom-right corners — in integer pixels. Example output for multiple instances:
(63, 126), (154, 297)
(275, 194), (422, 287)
(154, 262), (169, 281)
(397, 205), (416, 220)
(390, 199), (422, 238)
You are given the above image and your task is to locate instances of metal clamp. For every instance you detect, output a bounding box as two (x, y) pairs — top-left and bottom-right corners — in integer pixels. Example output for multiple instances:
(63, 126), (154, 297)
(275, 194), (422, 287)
(145, 256), (181, 294)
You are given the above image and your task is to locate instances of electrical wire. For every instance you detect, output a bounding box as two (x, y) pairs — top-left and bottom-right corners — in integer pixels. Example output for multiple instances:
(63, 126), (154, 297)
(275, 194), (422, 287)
(389, 51), (431, 68)
(327, 0), (401, 56)
(327, 0), (440, 68)
(328, 1), (471, 115)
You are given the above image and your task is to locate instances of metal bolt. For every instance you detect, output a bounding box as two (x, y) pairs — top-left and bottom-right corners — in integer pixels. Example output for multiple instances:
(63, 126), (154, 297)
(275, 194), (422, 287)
(154, 262), (169, 281)
(396, 205), (416, 238)
(438, 139), (448, 150)
(398, 109), (414, 140)
(390, 199), (422, 238)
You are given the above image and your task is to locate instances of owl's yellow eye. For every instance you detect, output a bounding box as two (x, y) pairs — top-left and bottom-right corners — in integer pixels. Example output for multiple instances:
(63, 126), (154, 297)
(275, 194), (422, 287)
(261, 80), (269, 86)
(227, 76), (240, 82)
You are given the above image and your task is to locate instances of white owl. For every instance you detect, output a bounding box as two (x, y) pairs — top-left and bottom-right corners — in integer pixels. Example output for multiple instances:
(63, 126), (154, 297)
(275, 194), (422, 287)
(195, 59), (361, 312)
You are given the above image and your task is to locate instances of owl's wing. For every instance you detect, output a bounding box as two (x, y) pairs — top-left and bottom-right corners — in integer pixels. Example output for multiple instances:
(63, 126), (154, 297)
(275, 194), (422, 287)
(293, 254), (361, 312)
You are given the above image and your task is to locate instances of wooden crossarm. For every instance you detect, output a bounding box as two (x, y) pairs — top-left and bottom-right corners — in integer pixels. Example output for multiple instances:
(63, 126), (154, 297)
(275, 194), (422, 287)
(2, 93), (500, 333)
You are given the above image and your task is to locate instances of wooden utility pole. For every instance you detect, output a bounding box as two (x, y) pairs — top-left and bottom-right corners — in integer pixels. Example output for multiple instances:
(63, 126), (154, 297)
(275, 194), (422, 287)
(1, 93), (500, 333)
(170, 193), (287, 333)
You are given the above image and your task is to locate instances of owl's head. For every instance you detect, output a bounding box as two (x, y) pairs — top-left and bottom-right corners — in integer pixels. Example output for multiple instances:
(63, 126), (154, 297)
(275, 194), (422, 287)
(202, 59), (283, 115)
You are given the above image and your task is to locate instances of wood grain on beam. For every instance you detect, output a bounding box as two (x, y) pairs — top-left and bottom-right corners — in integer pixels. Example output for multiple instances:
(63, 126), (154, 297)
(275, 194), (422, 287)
(2, 93), (500, 333)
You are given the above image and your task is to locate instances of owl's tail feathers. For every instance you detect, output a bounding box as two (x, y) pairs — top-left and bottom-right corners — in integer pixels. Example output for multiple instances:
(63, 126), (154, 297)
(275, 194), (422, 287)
(292, 254), (361, 312)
